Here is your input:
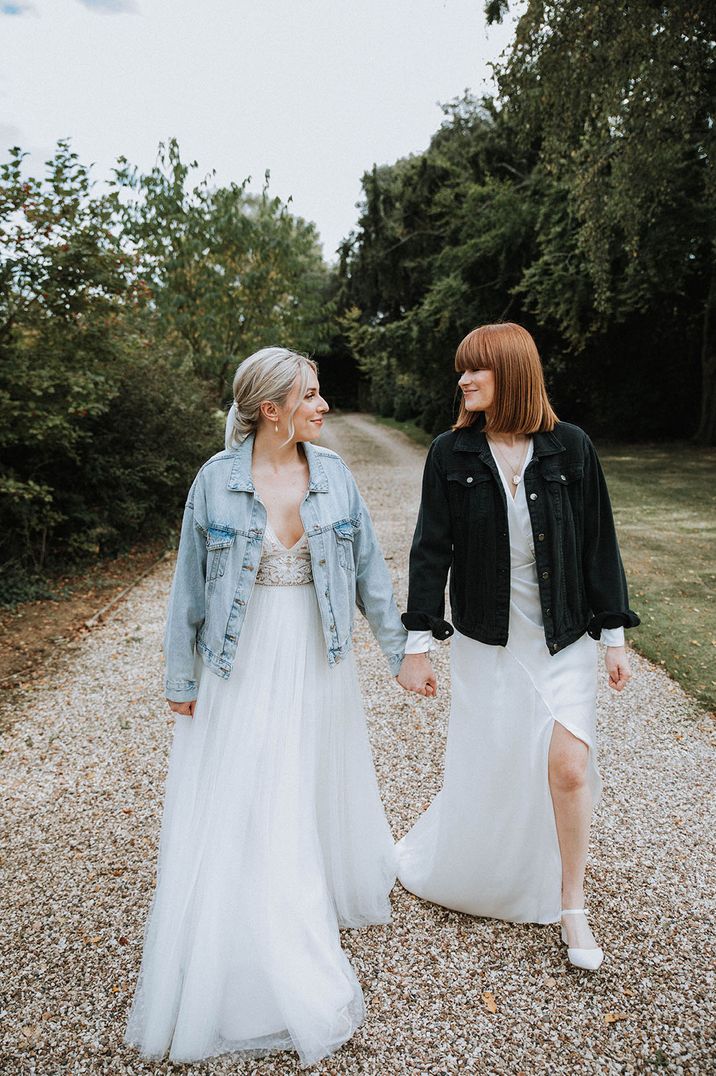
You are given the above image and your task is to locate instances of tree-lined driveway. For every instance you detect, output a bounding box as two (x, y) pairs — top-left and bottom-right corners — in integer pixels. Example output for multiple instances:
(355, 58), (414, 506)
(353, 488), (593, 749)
(1, 414), (713, 1075)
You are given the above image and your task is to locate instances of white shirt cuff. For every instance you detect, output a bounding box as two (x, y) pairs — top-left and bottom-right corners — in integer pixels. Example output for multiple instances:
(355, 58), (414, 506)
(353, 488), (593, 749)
(601, 626), (625, 647)
(408, 627), (624, 650)
(405, 629), (434, 654)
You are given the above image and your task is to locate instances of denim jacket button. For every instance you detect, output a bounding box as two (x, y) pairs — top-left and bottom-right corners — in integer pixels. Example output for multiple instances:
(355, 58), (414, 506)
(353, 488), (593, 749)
(530, 493), (538, 500)
(542, 570), (550, 579)
(466, 476), (473, 484)
(538, 533), (545, 541)
(560, 474), (566, 481)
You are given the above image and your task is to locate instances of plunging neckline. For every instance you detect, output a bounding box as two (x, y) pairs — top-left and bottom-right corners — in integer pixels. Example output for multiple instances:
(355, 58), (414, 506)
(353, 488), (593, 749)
(265, 518), (306, 552)
(488, 438), (533, 502)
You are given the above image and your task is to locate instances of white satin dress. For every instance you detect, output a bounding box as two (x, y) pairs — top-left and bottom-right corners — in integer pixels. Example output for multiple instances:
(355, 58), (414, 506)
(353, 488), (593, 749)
(125, 521), (396, 1067)
(396, 440), (601, 925)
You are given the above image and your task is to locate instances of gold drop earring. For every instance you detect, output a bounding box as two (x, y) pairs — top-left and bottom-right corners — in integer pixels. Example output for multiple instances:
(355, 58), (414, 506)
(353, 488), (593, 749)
(274, 422), (279, 433)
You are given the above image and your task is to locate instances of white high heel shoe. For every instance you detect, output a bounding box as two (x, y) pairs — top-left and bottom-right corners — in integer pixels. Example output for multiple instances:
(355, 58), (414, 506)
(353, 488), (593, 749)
(560, 908), (604, 970)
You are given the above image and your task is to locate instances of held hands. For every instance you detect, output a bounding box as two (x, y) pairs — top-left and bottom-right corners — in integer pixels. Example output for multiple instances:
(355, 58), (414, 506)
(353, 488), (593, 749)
(605, 645), (632, 692)
(167, 699), (196, 717)
(397, 653), (437, 698)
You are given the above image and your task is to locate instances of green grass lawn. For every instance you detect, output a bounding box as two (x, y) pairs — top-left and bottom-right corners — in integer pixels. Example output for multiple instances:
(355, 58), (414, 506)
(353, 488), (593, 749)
(374, 414), (434, 447)
(375, 416), (716, 714)
(598, 442), (716, 715)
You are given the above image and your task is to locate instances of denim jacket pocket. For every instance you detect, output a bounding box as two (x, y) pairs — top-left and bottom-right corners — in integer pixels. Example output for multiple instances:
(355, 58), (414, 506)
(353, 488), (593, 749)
(332, 519), (357, 572)
(542, 465), (584, 486)
(543, 466), (583, 527)
(447, 469), (491, 521)
(206, 525), (237, 586)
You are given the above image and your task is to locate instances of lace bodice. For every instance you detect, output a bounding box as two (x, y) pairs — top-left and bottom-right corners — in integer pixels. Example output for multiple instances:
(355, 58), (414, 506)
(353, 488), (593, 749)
(255, 520), (313, 586)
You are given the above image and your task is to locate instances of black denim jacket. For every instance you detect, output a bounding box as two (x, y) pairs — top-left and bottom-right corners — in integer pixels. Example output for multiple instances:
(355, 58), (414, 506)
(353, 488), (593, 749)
(402, 418), (640, 654)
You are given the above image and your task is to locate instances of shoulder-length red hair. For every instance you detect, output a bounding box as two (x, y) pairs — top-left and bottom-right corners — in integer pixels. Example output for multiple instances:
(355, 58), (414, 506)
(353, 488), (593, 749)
(453, 323), (559, 434)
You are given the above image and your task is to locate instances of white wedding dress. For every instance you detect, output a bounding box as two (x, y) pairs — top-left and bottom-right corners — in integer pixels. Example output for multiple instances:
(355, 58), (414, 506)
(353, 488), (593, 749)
(125, 521), (396, 1067)
(396, 439), (601, 924)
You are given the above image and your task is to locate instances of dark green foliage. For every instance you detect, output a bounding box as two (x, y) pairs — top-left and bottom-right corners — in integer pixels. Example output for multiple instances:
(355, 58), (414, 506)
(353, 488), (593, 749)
(339, 4), (715, 442)
(0, 139), (328, 598)
(109, 140), (331, 407)
(338, 99), (542, 437)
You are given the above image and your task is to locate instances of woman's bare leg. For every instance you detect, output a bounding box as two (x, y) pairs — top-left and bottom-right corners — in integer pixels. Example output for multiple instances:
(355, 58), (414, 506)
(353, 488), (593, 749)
(548, 721), (597, 949)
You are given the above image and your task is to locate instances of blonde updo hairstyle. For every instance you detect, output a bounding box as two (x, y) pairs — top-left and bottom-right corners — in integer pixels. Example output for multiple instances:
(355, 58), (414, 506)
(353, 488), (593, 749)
(225, 347), (318, 450)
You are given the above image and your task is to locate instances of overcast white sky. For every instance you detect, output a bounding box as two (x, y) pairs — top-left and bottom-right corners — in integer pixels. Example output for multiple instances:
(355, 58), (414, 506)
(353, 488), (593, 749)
(0, 0), (518, 259)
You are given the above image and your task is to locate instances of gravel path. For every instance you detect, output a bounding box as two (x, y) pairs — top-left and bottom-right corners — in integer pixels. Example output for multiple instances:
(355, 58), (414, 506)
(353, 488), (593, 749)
(1, 414), (714, 1076)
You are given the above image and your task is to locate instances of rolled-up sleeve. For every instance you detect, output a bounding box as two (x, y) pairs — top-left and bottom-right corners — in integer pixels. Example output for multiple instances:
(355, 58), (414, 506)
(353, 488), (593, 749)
(351, 487), (408, 676)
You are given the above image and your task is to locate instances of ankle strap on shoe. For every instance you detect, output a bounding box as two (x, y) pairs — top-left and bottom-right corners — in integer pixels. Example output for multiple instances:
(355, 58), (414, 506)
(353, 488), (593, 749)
(560, 908), (588, 916)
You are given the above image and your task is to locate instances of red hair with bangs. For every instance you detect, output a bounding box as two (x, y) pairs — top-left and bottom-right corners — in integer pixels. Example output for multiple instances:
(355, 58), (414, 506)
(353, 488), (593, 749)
(453, 323), (558, 434)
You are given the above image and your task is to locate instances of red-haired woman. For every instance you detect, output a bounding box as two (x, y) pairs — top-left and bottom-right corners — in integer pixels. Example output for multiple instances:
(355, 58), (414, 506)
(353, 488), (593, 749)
(396, 323), (639, 969)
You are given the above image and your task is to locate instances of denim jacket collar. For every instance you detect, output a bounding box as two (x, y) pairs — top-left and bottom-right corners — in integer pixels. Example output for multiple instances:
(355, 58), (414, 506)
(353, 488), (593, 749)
(453, 414), (565, 460)
(226, 433), (329, 493)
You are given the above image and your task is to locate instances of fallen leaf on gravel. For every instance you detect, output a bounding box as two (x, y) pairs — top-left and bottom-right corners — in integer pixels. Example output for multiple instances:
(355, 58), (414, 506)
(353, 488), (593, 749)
(623, 987), (636, 996)
(482, 991), (498, 1013)
(545, 976), (557, 987)
(604, 1012), (628, 1024)
(2, 415), (714, 1075)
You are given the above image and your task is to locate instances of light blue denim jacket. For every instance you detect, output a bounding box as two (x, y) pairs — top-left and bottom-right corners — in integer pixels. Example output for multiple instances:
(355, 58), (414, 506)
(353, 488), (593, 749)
(164, 433), (408, 701)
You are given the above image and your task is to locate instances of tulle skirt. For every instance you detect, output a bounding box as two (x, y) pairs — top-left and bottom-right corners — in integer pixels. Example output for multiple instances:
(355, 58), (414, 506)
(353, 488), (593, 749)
(125, 581), (396, 1067)
(396, 558), (600, 925)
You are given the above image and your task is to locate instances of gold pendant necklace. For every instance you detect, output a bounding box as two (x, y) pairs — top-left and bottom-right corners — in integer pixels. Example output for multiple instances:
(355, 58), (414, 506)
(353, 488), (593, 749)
(488, 436), (529, 486)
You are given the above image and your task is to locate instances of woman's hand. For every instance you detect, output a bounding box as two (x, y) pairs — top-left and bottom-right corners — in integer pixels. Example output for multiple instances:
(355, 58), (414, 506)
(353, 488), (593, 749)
(167, 699), (196, 717)
(397, 654), (437, 697)
(605, 646), (632, 692)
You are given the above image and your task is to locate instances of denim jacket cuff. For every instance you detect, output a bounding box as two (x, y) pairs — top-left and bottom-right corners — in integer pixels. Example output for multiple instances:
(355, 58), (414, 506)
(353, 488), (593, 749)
(388, 650), (406, 677)
(164, 676), (199, 703)
(586, 609), (640, 640)
(401, 611), (454, 640)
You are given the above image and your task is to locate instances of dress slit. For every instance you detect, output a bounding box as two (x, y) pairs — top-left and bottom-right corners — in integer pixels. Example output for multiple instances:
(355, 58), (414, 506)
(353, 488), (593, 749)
(396, 439), (600, 925)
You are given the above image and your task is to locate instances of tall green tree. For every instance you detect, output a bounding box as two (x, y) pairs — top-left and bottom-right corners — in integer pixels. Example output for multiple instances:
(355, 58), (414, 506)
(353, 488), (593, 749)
(340, 6), (713, 442)
(0, 141), (132, 570)
(110, 139), (330, 404)
(487, 0), (716, 442)
(0, 141), (216, 588)
(339, 98), (543, 434)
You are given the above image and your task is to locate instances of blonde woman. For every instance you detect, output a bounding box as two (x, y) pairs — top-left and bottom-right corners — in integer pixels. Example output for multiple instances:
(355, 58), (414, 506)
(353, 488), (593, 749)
(125, 348), (411, 1066)
(397, 324), (639, 970)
